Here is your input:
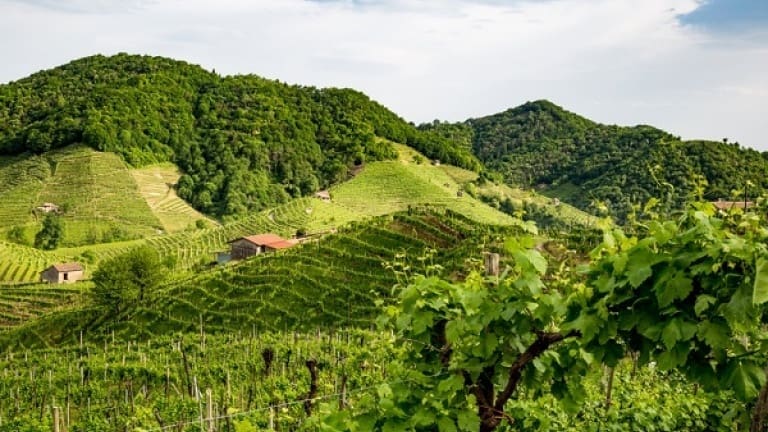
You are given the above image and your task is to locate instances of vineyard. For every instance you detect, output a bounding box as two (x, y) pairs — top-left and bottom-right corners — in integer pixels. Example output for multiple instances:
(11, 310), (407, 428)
(130, 164), (215, 233)
(0, 209), (505, 348)
(0, 143), (531, 285)
(0, 330), (392, 431)
(0, 154), (50, 229)
(0, 331), (738, 431)
(0, 284), (86, 330)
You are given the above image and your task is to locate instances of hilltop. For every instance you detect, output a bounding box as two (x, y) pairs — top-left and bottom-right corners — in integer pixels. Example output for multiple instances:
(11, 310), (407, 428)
(422, 100), (768, 219)
(0, 54), (479, 219)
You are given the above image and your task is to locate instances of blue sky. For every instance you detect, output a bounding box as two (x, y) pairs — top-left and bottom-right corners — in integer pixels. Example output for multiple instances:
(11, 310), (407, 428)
(0, 0), (766, 149)
(680, 0), (768, 31)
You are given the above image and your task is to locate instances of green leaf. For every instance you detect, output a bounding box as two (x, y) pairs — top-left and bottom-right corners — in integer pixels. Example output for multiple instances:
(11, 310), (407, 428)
(722, 360), (766, 400)
(754, 257), (768, 305)
(656, 273), (693, 307)
(697, 320), (731, 349)
(694, 295), (717, 316)
(437, 374), (464, 395)
(661, 318), (697, 350)
(437, 417), (457, 432)
(445, 320), (463, 344)
(457, 409), (479, 431)
(626, 247), (655, 288)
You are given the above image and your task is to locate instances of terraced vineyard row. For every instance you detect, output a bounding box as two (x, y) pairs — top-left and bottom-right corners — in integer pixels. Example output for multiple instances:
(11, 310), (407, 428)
(130, 164), (213, 233)
(0, 330), (391, 431)
(0, 154), (50, 229)
(38, 147), (163, 246)
(93, 211), (506, 340)
(0, 198), (314, 284)
(0, 284), (86, 329)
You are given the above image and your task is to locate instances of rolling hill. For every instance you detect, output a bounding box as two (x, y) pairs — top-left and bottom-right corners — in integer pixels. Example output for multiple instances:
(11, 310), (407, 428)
(0, 53), (479, 219)
(0, 144), (556, 284)
(422, 100), (768, 220)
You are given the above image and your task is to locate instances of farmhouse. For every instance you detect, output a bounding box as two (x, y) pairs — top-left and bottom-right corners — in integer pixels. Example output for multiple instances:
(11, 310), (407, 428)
(40, 262), (84, 284)
(36, 202), (60, 213)
(228, 233), (296, 259)
(711, 199), (754, 211)
(314, 190), (331, 202)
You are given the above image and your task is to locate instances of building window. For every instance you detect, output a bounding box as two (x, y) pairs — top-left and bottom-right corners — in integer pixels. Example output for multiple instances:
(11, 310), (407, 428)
(63, 273), (69, 281)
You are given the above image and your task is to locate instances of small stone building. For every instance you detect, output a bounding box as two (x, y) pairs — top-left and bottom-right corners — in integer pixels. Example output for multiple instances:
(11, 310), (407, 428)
(711, 199), (754, 211)
(314, 190), (331, 202)
(40, 262), (84, 284)
(36, 202), (60, 213)
(228, 234), (296, 259)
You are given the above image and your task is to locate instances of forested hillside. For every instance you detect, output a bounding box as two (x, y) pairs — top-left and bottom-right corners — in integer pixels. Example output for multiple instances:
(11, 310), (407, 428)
(422, 100), (768, 219)
(0, 54), (478, 218)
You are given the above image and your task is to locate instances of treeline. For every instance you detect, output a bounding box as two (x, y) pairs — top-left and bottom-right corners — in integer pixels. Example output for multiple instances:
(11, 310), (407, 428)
(423, 100), (768, 220)
(0, 54), (478, 217)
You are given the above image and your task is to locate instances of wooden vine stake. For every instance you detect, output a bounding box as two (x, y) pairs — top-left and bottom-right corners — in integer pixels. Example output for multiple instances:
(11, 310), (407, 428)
(206, 388), (214, 432)
(484, 253), (500, 277)
(52, 406), (60, 432)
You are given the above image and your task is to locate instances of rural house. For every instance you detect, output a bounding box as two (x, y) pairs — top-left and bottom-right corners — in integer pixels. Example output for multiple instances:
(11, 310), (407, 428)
(314, 190), (331, 202)
(228, 234), (297, 259)
(40, 262), (84, 284)
(36, 202), (60, 213)
(711, 199), (754, 211)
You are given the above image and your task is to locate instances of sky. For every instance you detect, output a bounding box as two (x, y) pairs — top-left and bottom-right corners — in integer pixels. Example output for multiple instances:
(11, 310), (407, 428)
(1, 0), (767, 149)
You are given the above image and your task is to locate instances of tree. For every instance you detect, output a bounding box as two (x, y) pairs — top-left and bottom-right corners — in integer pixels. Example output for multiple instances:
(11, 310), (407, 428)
(34, 214), (63, 250)
(91, 246), (166, 314)
(321, 229), (588, 431)
(321, 201), (768, 431)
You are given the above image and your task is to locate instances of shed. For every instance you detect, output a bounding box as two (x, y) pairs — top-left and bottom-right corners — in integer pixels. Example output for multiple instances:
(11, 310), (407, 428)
(314, 190), (331, 202)
(229, 234), (295, 259)
(711, 199), (754, 211)
(37, 203), (60, 213)
(41, 262), (84, 284)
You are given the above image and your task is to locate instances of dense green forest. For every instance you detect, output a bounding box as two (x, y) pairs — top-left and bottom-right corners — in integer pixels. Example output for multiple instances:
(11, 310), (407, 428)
(422, 100), (768, 220)
(0, 54), (478, 218)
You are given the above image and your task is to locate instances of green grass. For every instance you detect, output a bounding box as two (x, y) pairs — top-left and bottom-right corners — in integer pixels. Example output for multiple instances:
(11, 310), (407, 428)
(328, 143), (517, 226)
(130, 163), (216, 233)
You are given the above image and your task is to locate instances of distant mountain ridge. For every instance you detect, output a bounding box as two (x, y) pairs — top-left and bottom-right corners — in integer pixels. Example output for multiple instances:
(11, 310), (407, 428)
(0, 54), (479, 218)
(422, 100), (767, 219)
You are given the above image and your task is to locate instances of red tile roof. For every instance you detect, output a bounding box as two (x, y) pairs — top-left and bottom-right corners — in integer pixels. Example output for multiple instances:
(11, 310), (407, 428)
(265, 240), (295, 249)
(237, 233), (285, 246)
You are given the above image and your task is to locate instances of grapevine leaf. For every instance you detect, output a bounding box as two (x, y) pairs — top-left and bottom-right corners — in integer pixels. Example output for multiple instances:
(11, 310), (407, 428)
(661, 318), (697, 350)
(753, 257), (768, 305)
(697, 320), (731, 349)
(694, 295), (717, 316)
(457, 409), (479, 431)
(437, 417), (458, 432)
(627, 265), (652, 288)
(723, 361), (766, 400)
(656, 274), (693, 307)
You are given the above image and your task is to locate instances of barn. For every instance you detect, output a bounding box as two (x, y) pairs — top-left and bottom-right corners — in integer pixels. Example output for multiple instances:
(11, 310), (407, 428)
(228, 234), (296, 259)
(40, 262), (84, 284)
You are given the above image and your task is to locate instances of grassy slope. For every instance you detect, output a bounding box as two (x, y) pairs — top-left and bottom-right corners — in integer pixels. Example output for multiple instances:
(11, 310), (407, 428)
(0, 146), (164, 246)
(0, 210), (507, 348)
(438, 157), (598, 227)
(130, 163), (216, 233)
(324, 143), (517, 226)
(0, 143), (518, 285)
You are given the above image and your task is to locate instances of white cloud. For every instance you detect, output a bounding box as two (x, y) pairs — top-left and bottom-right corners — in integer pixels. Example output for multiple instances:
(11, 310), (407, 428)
(0, 0), (766, 149)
